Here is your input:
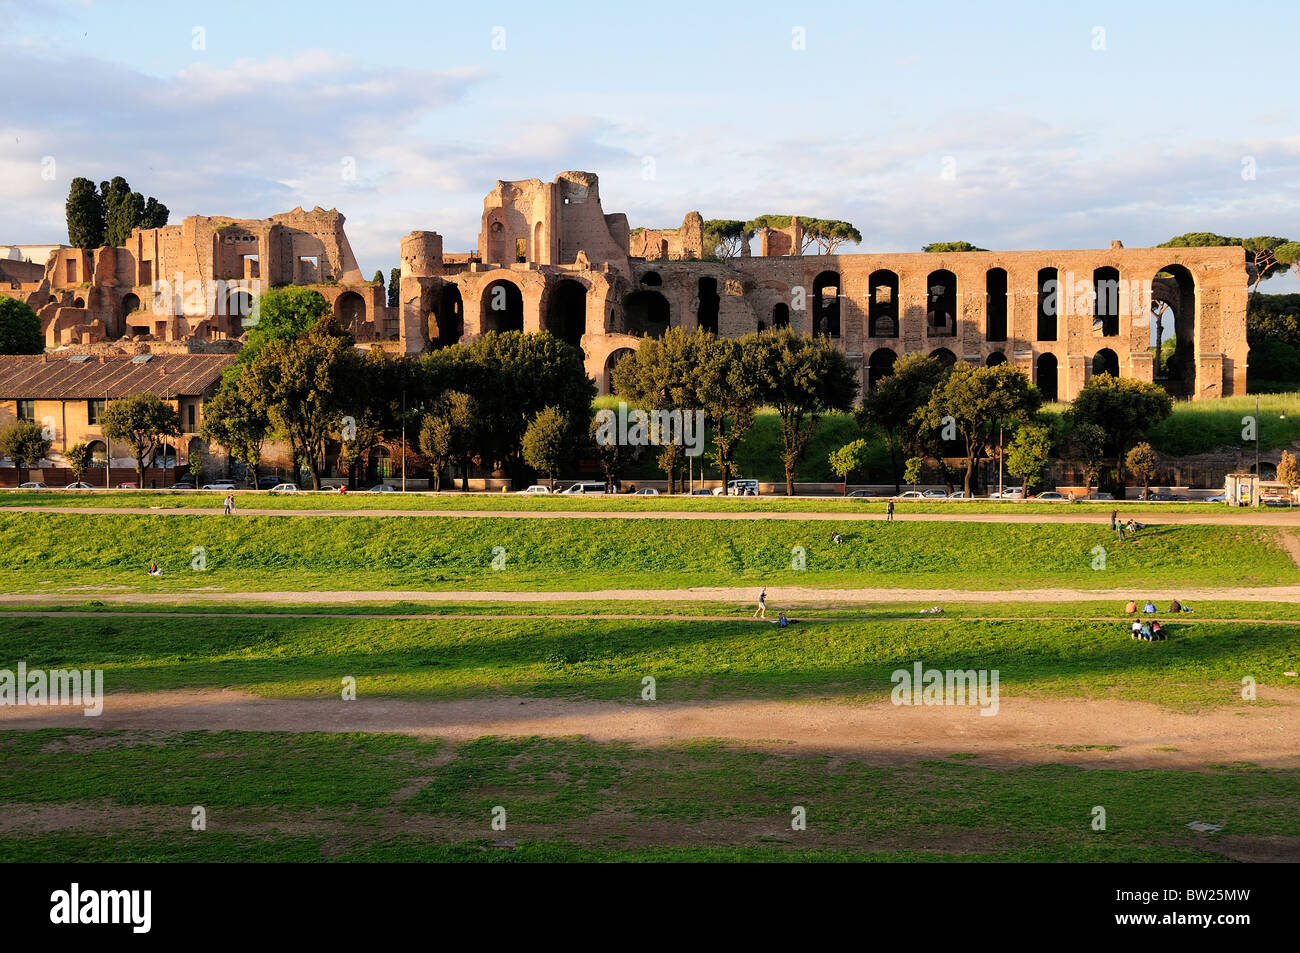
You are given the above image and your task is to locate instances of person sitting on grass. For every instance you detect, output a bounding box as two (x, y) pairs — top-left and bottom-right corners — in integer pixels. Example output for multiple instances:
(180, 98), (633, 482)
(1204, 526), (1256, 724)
(1131, 621), (1143, 639)
(1140, 621), (1153, 641)
(777, 611), (790, 628)
(830, 532), (843, 545)
(1143, 600), (1157, 614)
(1125, 600), (1138, 614)
(147, 561), (163, 577)
(1151, 620), (1166, 641)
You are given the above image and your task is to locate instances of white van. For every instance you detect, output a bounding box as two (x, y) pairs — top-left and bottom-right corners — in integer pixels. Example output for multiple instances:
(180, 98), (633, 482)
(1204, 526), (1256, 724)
(561, 482), (607, 495)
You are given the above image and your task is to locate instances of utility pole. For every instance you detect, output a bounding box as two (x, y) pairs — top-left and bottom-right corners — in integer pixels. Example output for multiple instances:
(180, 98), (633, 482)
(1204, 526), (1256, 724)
(997, 423), (1004, 499)
(104, 390), (110, 489)
(1255, 394), (1260, 507)
(401, 388), (407, 493)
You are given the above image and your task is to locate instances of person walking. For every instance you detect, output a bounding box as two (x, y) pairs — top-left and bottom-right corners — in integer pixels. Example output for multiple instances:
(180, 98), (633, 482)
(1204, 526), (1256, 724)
(1110, 509), (1118, 531)
(223, 494), (232, 516)
(753, 587), (767, 619)
(886, 499), (895, 522)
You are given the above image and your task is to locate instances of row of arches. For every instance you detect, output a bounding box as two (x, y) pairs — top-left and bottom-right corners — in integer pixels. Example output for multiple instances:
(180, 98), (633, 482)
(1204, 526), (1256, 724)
(865, 347), (1125, 402)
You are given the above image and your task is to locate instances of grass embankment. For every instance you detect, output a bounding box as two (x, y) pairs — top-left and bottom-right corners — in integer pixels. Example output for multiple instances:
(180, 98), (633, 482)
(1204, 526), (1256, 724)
(3, 610), (1296, 708)
(0, 512), (1294, 593)
(0, 729), (1293, 862)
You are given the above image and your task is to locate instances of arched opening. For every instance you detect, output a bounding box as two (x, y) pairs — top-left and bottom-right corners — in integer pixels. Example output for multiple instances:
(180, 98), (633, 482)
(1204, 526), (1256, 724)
(431, 284), (463, 349)
(772, 303), (790, 329)
(604, 347), (636, 395)
(481, 279), (524, 334)
(122, 292), (140, 315)
(1036, 267), (1058, 341)
(640, 271), (662, 287)
(1093, 267), (1120, 337)
(73, 297), (85, 309)
(1151, 264), (1196, 398)
(986, 351), (1007, 367)
(812, 271), (841, 338)
(697, 278), (720, 334)
(1036, 353), (1059, 402)
(545, 279), (587, 349)
(926, 270), (957, 337)
(868, 270), (899, 338)
(929, 347), (957, 367)
(368, 446), (393, 482)
(227, 290), (255, 336)
(623, 290), (670, 338)
(985, 268), (1007, 342)
(1092, 348), (1119, 379)
(867, 347), (897, 390)
(87, 440), (107, 469)
(335, 291), (367, 332)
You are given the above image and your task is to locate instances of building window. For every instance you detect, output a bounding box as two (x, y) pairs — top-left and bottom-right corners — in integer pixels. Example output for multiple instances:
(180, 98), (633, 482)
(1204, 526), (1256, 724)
(187, 404), (196, 430)
(88, 399), (106, 425)
(17, 400), (35, 422)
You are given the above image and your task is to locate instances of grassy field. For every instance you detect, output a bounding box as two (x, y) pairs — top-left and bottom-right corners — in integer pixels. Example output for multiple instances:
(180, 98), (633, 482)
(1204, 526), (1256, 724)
(0, 487), (1264, 514)
(3, 609), (1296, 708)
(0, 728), (1290, 862)
(0, 512), (1294, 593)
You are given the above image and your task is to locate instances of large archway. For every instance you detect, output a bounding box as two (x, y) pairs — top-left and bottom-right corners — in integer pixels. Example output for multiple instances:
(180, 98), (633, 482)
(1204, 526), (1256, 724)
(1093, 267), (1120, 337)
(481, 279), (524, 334)
(985, 268), (1007, 342)
(623, 291), (670, 338)
(986, 351), (1007, 367)
(227, 290), (255, 335)
(929, 347), (956, 367)
(1036, 353), (1059, 402)
(335, 291), (366, 332)
(1092, 348), (1119, 379)
(867, 347), (897, 390)
(604, 347), (636, 395)
(545, 279), (587, 349)
(926, 270), (957, 337)
(1151, 264), (1196, 397)
(697, 278), (720, 334)
(1037, 267), (1058, 341)
(812, 271), (840, 338)
(430, 284), (463, 349)
(869, 270), (899, 338)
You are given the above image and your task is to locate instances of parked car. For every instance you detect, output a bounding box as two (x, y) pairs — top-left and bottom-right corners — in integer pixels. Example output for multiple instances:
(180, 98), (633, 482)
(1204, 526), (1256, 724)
(921, 489), (947, 499)
(64, 482), (95, 490)
(899, 490), (924, 499)
(1085, 492), (1114, 501)
(989, 487), (1024, 499)
(202, 482), (237, 491)
(256, 476), (282, 490)
(713, 479), (760, 497)
(166, 483), (195, 490)
(116, 482), (138, 489)
(690, 488), (714, 496)
(367, 485), (396, 492)
(633, 487), (660, 495)
(1034, 491), (1068, 501)
(847, 489), (877, 498)
(268, 483), (299, 494)
(947, 491), (975, 499)
(1203, 493), (1226, 503)
(561, 482), (607, 495)
(18, 482), (47, 489)
(517, 484), (552, 495)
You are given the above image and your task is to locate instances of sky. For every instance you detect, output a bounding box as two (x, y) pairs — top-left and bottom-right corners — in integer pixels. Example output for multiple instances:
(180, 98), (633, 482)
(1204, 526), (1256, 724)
(2, 0), (1298, 290)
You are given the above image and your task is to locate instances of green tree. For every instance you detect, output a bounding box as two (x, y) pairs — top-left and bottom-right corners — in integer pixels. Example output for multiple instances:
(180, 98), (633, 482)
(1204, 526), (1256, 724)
(189, 446), (204, 483)
(750, 329), (858, 496)
(419, 411), (453, 491)
(237, 286), (333, 372)
(200, 375), (270, 486)
(918, 362), (1040, 497)
(101, 393), (181, 484)
(745, 215), (862, 254)
(0, 296), (42, 354)
(588, 411), (633, 493)
(1277, 450), (1299, 505)
(921, 241), (988, 253)
(1005, 424), (1052, 493)
(65, 177), (106, 249)
(610, 330), (701, 494)
(388, 267), (401, 309)
(140, 196), (170, 230)
(858, 352), (949, 493)
(419, 390), (477, 491)
(697, 333), (760, 489)
(1125, 441), (1159, 500)
(1067, 423), (1107, 497)
(828, 438), (870, 494)
(521, 405), (571, 490)
(702, 220), (754, 260)
(64, 441), (93, 482)
(903, 456), (924, 489)
(1069, 374), (1172, 490)
(1159, 233), (1291, 301)
(0, 420), (52, 483)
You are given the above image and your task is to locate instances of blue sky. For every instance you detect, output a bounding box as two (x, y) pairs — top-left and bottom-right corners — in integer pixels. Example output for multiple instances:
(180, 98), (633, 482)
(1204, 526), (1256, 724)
(2, 0), (1298, 290)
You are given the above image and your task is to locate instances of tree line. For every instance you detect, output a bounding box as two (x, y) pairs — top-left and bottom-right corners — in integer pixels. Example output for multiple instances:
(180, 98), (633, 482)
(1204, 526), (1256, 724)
(65, 176), (169, 250)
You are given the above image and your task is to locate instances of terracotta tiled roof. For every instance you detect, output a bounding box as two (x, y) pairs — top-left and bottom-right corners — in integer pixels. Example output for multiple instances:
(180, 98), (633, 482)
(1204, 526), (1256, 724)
(0, 354), (235, 400)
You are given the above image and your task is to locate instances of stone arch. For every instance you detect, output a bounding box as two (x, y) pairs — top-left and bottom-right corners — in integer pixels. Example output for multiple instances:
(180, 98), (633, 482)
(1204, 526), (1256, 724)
(227, 289), (256, 335)
(985, 268), (1007, 342)
(544, 279), (587, 349)
(86, 440), (107, 468)
(481, 278), (524, 334)
(1093, 267), (1120, 337)
(926, 270), (957, 337)
(986, 351), (1007, 367)
(1151, 264), (1196, 397)
(430, 284), (463, 349)
(1036, 352), (1059, 402)
(867, 347), (897, 390)
(812, 270), (840, 337)
(697, 277), (720, 334)
(640, 271), (662, 287)
(605, 347), (636, 394)
(868, 269), (899, 338)
(772, 303), (790, 329)
(335, 291), (367, 332)
(1092, 347), (1119, 379)
(623, 290), (670, 338)
(122, 292), (140, 315)
(73, 296), (85, 309)
(1036, 267), (1058, 341)
(929, 347), (956, 367)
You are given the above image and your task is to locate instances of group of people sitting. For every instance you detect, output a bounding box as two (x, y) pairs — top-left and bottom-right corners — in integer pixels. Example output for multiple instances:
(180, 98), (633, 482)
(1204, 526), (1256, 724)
(1123, 598), (1192, 642)
(1126, 598), (1192, 614)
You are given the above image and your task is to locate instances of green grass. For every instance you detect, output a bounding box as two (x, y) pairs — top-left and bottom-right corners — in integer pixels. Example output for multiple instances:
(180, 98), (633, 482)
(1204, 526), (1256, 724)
(0, 729), (1291, 862)
(1, 512), (1293, 593)
(3, 610), (1296, 708)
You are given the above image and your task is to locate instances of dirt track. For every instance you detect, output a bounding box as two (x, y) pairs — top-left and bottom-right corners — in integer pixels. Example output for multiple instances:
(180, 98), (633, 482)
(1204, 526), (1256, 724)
(3, 689), (1297, 770)
(5, 504), (1299, 526)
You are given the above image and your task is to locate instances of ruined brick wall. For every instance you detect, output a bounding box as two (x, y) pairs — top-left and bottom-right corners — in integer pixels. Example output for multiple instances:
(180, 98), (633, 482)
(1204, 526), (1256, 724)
(628, 212), (704, 262)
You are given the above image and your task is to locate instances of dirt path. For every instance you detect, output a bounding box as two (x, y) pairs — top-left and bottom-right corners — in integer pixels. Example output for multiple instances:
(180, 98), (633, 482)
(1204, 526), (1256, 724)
(4, 584), (1300, 606)
(3, 689), (1298, 770)
(6, 504), (1299, 526)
